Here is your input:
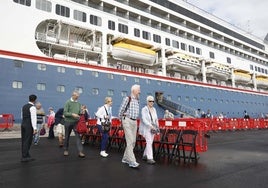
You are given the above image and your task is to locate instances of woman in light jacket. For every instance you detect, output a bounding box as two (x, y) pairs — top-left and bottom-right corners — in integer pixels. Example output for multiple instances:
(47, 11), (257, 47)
(95, 97), (113, 157)
(139, 95), (159, 164)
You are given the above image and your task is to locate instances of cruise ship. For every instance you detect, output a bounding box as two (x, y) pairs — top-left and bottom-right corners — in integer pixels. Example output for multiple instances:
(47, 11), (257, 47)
(0, 0), (268, 122)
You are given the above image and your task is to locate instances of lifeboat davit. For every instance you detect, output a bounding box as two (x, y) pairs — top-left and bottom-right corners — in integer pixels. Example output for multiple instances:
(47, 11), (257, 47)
(111, 41), (156, 65)
(206, 62), (231, 81)
(166, 53), (200, 75)
(234, 69), (252, 84)
(256, 75), (268, 88)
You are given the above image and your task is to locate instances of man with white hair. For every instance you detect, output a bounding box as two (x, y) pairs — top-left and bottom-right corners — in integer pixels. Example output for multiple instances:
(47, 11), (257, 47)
(118, 84), (140, 168)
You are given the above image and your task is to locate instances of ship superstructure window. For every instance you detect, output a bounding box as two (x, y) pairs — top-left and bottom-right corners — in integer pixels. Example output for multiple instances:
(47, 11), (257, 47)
(108, 20), (115, 30)
(57, 67), (65, 73)
(167, 95), (171, 100)
(37, 64), (46, 71)
(14, 60), (24, 68)
(90, 15), (101, 26)
(153, 34), (161, 43)
(118, 23), (128, 34)
(75, 87), (83, 94)
(134, 78), (139, 83)
(177, 96), (181, 101)
(165, 38), (170, 46)
(209, 52), (215, 59)
(108, 89), (114, 96)
(36, 0), (52, 12)
(12, 81), (22, 89)
(146, 79), (151, 84)
(107, 73), (114, 79)
(92, 88), (99, 95)
(189, 45), (195, 53)
(142, 31), (151, 40)
(134, 28), (140, 37)
(57, 85), (65, 93)
(56, 4), (70, 18)
(75, 69), (83, 75)
(227, 57), (231, 64)
(13, 0), (31, 6)
(121, 76), (127, 81)
(37, 83), (46, 91)
(181, 43), (186, 51)
(172, 40), (179, 49)
(196, 47), (201, 55)
(74, 10), (86, 22)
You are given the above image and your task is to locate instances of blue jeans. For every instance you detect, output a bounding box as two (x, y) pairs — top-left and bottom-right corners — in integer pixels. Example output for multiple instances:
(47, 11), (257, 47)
(97, 124), (109, 151)
(33, 123), (42, 143)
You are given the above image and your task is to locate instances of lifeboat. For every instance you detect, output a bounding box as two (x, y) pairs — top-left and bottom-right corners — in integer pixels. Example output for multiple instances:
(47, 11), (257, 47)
(256, 75), (268, 88)
(206, 61), (231, 81)
(111, 39), (156, 65)
(234, 69), (252, 84)
(166, 53), (201, 75)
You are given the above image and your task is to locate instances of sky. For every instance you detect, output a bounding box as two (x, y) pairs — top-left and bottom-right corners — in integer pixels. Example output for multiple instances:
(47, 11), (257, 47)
(182, 0), (268, 40)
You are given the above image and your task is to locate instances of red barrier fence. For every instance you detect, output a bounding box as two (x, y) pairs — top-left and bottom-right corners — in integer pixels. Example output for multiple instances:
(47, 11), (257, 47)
(0, 114), (14, 129)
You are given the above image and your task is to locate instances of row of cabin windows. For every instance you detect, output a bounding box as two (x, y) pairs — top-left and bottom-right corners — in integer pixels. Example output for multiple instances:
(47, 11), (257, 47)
(11, 80), (265, 108)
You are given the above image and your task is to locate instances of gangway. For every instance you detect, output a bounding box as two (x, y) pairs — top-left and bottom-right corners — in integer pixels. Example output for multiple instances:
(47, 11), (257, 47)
(155, 92), (198, 117)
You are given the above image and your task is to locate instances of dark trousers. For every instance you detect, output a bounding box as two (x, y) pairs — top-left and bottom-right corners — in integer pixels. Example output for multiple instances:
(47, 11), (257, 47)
(97, 124), (109, 151)
(48, 123), (55, 138)
(21, 125), (33, 158)
(64, 121), (83, 152)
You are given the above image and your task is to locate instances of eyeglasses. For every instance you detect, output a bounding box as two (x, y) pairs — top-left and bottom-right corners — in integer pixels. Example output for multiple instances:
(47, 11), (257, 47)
(148, 101), (154, 103)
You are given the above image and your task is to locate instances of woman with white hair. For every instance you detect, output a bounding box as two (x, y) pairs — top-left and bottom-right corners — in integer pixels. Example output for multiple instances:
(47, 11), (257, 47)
(139, 95), (159, 164)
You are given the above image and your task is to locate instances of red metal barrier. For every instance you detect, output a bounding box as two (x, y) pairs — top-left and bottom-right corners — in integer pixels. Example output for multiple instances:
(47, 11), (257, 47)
(0, 114), (14, 129)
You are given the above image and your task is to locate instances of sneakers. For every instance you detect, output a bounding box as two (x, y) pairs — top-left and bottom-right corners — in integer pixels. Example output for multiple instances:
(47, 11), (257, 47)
(100, 151), (108, 157)
(78, 152), (85, 158)
(63, 150), (69, 156)
(146, 159), (156, 165)
(129, 161), (140, 168)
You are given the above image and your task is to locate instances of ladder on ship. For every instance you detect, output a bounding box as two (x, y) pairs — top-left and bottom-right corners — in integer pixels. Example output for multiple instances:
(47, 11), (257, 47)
(155, 92), (198, 118)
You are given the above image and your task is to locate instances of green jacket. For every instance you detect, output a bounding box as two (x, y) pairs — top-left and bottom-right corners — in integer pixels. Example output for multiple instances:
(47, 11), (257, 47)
(63, 99), (81, 123)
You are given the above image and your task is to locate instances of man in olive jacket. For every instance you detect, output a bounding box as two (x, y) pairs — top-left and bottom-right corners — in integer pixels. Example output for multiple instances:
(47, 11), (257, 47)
(63, 90), (85, 158)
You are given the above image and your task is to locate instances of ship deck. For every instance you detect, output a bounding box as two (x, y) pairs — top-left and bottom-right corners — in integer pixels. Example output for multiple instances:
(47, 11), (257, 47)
(1, 129), (268, 188)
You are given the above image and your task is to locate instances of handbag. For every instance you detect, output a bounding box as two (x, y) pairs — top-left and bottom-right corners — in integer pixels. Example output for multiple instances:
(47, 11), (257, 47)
(40, 127), (46, 135)
(76, 115), (88, 134)
(101, 106), (111, 133)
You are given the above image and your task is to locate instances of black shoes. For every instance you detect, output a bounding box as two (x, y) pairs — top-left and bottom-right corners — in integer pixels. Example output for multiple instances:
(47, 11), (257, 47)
(21, 157), (35, 163)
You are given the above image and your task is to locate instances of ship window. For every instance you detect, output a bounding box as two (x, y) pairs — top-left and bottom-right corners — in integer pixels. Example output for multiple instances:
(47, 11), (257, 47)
(227, 57), (231, 64)
(185, 96), (190, 101)
(55, 4), (70, 18)
(142, 31), (151, 40)
(108, 89), (114, 96)
(57, 67), (65, 73)
(134, 28), (140, 37)
(209, 52), (215, 59)
(181, 43), (186, 50)
(90, 15), (102, 26)
(134, 78), (139, 83)
(167, 95), (172, 100)
(157, 81), (162, 86)
(75, 87), (83, 94)
(189, 45), (195, 53)
(200, 98), (204, 102)
(121, 91), (127, 97)
(108, 20), (115, 30)
(254, 66), (258, 71)
(177, 96), (181, 101)
(57, 85), (65, 93)
(121, 76), (127, 81)
(118, 23), (128, 34)
(196, 47), (202, 55)
(12, 81), (23, 89)
(92, 71), (99, 77)
(13, 0), (31, 6)
(153, 34), (161, 43)
(74, 10), (86, 22)
(75, 69), (83, 75)
(37, 83), (46, 91)
(193, 97), (197, 102)
(37, 64), (46, 71)
(165, 38), (170, 46)
(14, 60), (24, 68)
(107, 73), (114, 79)
(36, 0), (51, 12)
(172, 40), (180, 49)
(92, 88), (99, 95)
(146, 79), (151, 84)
